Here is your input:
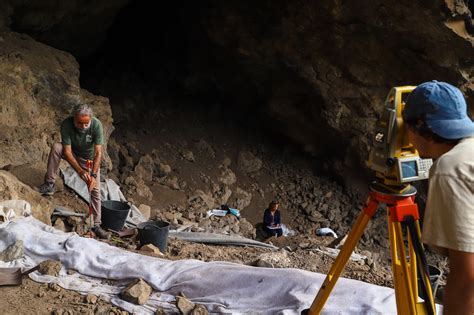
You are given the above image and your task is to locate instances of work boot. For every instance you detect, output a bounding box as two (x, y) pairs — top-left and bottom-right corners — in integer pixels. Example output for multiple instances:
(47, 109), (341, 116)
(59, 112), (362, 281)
(35, 182), (55, 196)
(92, 225), (110, 240)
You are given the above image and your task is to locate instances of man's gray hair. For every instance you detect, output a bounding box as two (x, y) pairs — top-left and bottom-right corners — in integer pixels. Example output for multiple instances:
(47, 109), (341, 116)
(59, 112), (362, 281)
(72, 104), (93, 117)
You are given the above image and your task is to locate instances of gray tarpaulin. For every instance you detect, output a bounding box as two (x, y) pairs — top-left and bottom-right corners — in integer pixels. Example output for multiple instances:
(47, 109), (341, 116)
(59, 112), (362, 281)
(168, 231), (277, 249)
(60, 166), (146, 227)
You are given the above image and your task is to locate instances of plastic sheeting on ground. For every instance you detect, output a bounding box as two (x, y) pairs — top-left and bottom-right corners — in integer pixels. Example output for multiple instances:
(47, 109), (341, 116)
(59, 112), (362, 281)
(0, 216), (443, 314)
(60, 166), (146, 227)
(168, 231), (277, 249)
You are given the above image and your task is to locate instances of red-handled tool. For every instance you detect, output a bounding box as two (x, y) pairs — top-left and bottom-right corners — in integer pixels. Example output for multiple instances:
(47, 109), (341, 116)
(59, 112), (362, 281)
(85, 159), (94, 238)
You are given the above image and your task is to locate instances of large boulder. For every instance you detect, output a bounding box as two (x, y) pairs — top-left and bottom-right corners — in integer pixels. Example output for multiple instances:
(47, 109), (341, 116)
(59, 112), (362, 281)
(0, 171), (53, 224)
(0, 31), (113, 171)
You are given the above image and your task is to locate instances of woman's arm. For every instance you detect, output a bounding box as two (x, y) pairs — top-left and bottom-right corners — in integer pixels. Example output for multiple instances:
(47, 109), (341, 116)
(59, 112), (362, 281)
(263, 210), (272, 226)
(274, 211), (281, 226)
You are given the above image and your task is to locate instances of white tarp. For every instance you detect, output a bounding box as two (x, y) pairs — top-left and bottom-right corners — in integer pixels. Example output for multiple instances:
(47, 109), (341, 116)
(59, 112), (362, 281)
(0, 215), (444, 314)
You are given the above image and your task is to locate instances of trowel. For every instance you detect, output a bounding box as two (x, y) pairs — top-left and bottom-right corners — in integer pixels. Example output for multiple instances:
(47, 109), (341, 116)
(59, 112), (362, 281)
(0, 265), (39, 286)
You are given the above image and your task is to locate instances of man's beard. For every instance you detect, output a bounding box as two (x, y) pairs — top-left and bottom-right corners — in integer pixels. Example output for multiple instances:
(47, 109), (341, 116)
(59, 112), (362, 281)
(76, 125), (91, 133)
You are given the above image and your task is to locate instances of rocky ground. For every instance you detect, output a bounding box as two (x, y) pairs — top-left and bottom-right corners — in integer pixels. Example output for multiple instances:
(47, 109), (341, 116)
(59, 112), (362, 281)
(1, 100), (448, 314)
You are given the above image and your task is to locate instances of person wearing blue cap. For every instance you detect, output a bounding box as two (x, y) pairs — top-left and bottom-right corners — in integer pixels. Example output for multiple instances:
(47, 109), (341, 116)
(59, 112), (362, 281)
(403, 81), (474, 314)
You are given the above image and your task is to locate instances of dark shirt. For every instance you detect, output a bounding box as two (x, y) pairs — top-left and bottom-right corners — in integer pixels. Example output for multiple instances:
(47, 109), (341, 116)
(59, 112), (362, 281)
(60, 117), (104, 160)
(263, 208), (281, 227)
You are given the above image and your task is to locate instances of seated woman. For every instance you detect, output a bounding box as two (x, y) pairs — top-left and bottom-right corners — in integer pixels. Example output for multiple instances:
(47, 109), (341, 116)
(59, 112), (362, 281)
(263, 200), (283, 237)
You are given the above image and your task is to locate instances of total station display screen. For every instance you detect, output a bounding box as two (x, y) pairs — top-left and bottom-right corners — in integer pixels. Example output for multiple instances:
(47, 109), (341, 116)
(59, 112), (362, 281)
(401, 160), (418, 179)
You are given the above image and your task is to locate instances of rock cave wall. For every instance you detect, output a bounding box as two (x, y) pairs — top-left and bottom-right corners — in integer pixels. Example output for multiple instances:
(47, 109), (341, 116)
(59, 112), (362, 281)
(0, 0), (473, 181)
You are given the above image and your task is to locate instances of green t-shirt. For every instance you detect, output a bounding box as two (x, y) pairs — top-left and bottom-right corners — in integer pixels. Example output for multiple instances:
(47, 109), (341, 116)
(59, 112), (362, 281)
(60, 117), (104, 160)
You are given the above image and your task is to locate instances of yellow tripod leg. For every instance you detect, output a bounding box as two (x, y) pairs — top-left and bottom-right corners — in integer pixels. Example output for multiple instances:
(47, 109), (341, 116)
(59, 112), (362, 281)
(388, 213), (435, 315)
(413, 220), (436, 314)
(388, 218), (417, 315)
(308, 197), (378, 314)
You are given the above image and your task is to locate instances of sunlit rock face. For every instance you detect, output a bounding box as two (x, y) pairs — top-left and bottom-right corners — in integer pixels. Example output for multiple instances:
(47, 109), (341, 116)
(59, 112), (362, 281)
(0, 32), (112, 168)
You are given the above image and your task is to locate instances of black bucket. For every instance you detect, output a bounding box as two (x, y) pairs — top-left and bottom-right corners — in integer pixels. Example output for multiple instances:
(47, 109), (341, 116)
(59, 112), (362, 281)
(418, 265), (441, 300)
(101, 200), (130, 231)
(137, 221), (170, 252)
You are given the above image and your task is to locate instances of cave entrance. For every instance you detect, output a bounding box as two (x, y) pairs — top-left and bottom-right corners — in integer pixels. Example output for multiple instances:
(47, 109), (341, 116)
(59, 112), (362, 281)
(76, 1), (346, 180)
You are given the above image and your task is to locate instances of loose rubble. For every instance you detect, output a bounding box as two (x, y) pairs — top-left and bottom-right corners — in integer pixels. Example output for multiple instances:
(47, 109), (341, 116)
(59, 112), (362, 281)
(38, 260), (62, 277)
(85, 294), (98, 304)
(0, 240), (24, 262)
(176, 295), (195, 315)
(140, 244), (162, 255)
(237, 151), (262, 173)
(120, 278), (153, 305)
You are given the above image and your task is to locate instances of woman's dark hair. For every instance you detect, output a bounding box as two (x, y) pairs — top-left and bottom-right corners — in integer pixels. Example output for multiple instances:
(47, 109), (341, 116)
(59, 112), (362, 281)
(269, 200), (279, 207)
(403, 115), (461, 145)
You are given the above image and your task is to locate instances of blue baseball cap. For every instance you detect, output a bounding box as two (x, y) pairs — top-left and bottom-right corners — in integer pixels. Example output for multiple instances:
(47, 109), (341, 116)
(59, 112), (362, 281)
(404, 80), (474, 139)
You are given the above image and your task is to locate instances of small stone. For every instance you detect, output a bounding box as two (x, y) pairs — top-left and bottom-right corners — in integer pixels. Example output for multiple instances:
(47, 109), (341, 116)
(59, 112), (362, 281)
(95, 305), (110, 314)
(53, 219), (68, 232)
(189, 190), (216, 209)
(164, 212), (179, 222)
(237, 151), (262, 173)
(157, 163), (172, 177)
(124, 176), (137, 186)
(127, 244), (137, 250)
(151, 149), (161, 164)
(298, 242), (310, 249)
(0, 240), (24, 262)
(134, 154), (155, 182)
(165, 176), (180, 190)
(233, 187), (252, 209)
(136, 180), (154, 200)
(181, 150), (195, 162)
(85, 294), (98, 304)
(52, 308), (64, 315)
(38, 291), (45, 297)
(120, 279), (152, 305)
(255, 251), (291, 268)
(39, 259), (62, 276)
(49, 283), (61, 292)
(176, 296), (195, 315)
(195, 140), (215, 158)
(138, 204), (151, 220)
(222, 157), (232, 167)
(155, 308), (166, 315)
(191, 304), (209, 315)
(219, 168), (237, 186)
(308, 210), (325, 223)
(66, 269), (76, 275)
(140, 244), (162, 255)
(67, 216), (82, 227)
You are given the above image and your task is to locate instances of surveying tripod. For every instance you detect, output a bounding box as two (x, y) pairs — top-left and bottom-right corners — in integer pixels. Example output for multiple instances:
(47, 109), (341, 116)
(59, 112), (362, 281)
(305, 181), (436, 315)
